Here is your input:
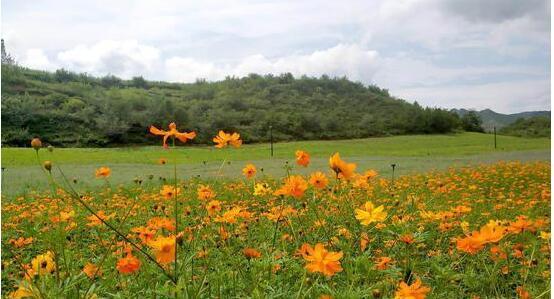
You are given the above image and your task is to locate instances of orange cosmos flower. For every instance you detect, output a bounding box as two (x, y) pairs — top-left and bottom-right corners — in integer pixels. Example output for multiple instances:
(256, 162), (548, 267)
(516, 286), (530, 299)
(158, 158), (167, 165)
(309, 172), (329, 189)
(394, 278), (431, 299)
(479, 220), (506, 243)
(83, 263), (102, 279)
(242, 164), (257, 178)
(116, 253), (141, 274)
(95, 166), (111, 178)
(131, 226), (156, 244)
(300, 243), (343, 277)
(197, 184), (216, 200)
(214, 207), (242, 224)
(160, 185), (181, 199)
(399, 234), (415, 244)
(213, 130), (242, 148)
(274, 175), (309, 199)
(243, 248), (262, 259)
(457, 220), (506, 254)
(148, 235), (176, 264)
(362, 169), (378, 179)
(360, 232), (370, 252)
(508, 216), (535, 234)
(86, 210), (115, 227)
(456, 231), (486, 254)
(8, 237), (33, 248)
(295, 150), (310, 167)
(329, 153), (356, 180)
(147, 217), (176, 231)
(149, 122), (196, 148)
(206, 200), (222, 216)
(375, 256), (393, 270)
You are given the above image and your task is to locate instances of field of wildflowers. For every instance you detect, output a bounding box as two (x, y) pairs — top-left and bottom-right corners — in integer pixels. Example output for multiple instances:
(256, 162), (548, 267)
(1, 123), (550, 298)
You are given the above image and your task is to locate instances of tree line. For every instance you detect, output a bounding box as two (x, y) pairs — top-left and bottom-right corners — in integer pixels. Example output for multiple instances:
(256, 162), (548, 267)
(2, 64), (479, 147)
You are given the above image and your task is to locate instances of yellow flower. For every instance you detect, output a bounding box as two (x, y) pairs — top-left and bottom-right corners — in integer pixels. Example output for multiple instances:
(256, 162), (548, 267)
(460, 221), (470, 234)
(31, 251), (56, 276)
(355, 202), (387, 225)
(148, 235), (176, 264)
(253, 183), (272, 196)
(540, 231), (551, 240)
(9, 281), (35, 299)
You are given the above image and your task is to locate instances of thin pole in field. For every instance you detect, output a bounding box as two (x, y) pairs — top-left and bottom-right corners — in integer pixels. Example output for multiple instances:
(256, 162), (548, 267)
(269, 125), (274, 158)
(494, 126), (497, 149)
(391, 163), (396, 186)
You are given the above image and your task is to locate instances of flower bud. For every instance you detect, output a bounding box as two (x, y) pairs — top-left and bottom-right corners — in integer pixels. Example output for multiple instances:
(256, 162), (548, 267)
(47, 145), (54, 152)
(31, 138), (42, 151)
(43, 161), (52, 172)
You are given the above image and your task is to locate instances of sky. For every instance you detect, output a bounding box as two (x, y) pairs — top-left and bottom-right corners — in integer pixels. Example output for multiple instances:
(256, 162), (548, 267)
(2, 0), (551, 113)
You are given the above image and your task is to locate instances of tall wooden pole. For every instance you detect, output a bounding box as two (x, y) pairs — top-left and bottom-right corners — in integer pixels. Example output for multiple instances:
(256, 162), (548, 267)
(494, 126), (497, 149)
(269, 125), (274, 157)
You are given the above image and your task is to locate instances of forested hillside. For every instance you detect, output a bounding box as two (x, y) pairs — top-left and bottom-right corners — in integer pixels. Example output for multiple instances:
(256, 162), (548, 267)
(2, 65), (462, 147)
(499, 116), (550, 138)
(453, 108), (550, 130)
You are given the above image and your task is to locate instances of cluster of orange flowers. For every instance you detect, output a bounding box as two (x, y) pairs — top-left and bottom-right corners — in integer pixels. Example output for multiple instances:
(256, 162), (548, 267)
(6, 130), (549, 299)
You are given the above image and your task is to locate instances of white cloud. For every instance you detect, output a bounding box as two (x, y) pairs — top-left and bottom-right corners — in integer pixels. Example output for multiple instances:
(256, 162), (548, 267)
(56, 40), (160, 78)
(165, 44), (379, 83)
(20, 49), (54, 70)
(2, 0), (550, 112)
(376, 55), (546, 88)
(395, 79), (550, 113)
(164, 57), (224, 82)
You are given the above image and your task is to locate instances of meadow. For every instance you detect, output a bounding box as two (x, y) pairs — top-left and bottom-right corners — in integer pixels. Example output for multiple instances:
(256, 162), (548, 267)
(1, 129), (551, 298)
(1, 132), (550, 195)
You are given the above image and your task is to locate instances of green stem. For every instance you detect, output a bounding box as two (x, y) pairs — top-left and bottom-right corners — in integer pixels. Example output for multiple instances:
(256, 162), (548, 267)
(55, 166), (176, 283)
(173, 136), (179, 285)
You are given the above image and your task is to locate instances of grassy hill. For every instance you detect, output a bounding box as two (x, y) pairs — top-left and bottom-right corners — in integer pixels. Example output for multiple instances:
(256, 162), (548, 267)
(1, 64), (462, 147)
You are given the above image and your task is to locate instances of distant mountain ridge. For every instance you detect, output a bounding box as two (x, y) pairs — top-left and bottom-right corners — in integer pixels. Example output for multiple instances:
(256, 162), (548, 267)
(452, 108), (550, 131)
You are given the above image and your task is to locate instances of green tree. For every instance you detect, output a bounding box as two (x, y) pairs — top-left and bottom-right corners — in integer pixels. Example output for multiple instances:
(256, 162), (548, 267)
(461, 111), (484, 132)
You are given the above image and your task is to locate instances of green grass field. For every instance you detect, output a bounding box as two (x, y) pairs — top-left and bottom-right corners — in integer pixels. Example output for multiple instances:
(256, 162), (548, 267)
(2, 132), (550, 166)
(1, 132), (550, 195)
(1, 132), (551, 298)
